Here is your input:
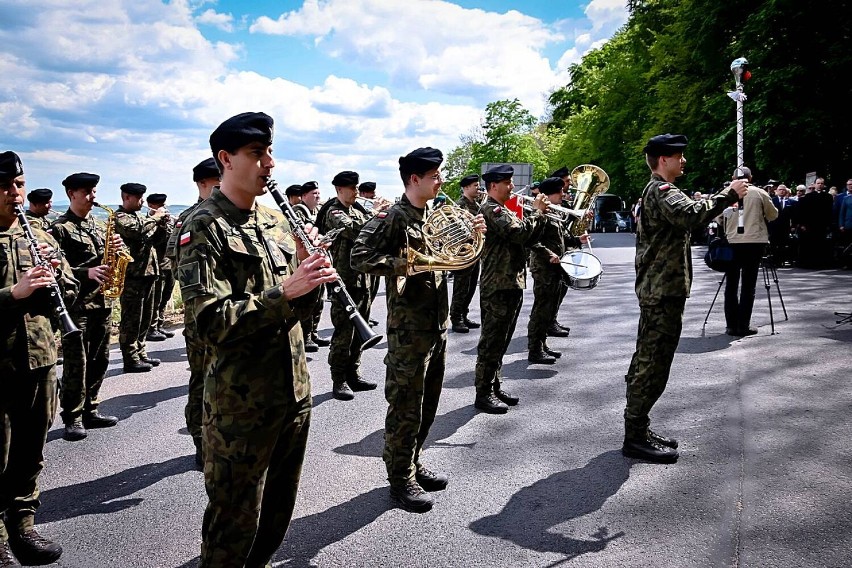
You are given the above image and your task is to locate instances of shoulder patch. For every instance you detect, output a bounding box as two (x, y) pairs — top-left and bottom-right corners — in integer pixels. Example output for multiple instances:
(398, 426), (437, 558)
(377, 211), (388, 219)
(659, 183), (671, 191)
(331, 210), (343, 216)
(665, 192), (686, 206)
(179, 232), (191, 246)
(494, 206), (502, 215)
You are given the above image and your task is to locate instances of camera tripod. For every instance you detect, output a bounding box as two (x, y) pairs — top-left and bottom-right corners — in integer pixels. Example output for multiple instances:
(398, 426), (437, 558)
(703, 254), (788, 335)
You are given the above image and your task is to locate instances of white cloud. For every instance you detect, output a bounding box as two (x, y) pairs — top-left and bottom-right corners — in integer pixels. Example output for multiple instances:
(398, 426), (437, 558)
(196, 8), (234, 32)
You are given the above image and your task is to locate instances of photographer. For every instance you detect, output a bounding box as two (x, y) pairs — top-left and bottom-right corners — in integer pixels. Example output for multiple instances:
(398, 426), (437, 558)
(715, 167), (778, 336)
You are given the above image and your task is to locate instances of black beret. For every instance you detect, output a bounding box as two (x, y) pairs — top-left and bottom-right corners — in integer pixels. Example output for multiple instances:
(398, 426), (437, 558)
(482, 164), (514, 183)
(146, 193), (167, 204)
(538, 177), (565, 196)
(460, 174), (480, 187)
(27, 188), (53, 203)
(359, 181), (376, 193)
(120, 182), (147, 195)
(332, 171), (359, 187)
(209, 112), (274, 155)
(62, 172), (100, 189)
(399, 147), (443, 175)
(302, 181), (319, 191)
(193, 157), (219, 182)
(643, 133), (688, 156)
(285, 184), (305, 197)
(0, 151), (24, 181)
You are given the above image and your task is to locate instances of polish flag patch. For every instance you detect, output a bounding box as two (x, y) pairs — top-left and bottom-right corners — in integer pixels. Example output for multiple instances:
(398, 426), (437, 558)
(179, 232), (191, 246)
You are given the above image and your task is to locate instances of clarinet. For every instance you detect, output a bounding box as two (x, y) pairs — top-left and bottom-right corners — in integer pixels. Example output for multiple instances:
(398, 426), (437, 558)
(266, 179), (382, 350)
(14, 205), (82, 339)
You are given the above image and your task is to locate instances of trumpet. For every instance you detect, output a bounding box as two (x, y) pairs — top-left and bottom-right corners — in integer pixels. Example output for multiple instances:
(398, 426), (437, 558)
(511, 191), (586, 220)
(355, 195), (393, 213)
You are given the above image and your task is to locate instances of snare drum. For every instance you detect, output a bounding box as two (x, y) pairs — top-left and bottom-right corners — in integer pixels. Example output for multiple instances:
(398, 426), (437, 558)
(559, 251), (603, 290)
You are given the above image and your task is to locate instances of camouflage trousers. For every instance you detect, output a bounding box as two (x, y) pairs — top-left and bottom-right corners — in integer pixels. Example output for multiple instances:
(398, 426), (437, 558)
(475, 289), (523, 395)
(383, 329), (446, 484)
(60, 308), (112, 424)
(449, 261), (480, 321)
(184, 329), (208, 449)
(299, 284), (325, 340)
(624, 298), (686, 440)
(119, 277), (156, 364)
(328, 283), (371, 383)
(0, 365), (57, 541)
(200, 396), (311, 568)
(527, 267), (566, 346)
(149, 269), (175, 332)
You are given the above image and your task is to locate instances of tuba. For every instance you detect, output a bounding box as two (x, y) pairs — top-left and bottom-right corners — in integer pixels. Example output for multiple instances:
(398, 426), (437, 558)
(566, 164), (610, 236)
(398, 195), (484, 294)
(95, 202), (134, 300)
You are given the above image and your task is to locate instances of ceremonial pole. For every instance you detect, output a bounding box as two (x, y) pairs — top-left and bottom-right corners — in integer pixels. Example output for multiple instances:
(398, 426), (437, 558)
(729, 57), (750, 234)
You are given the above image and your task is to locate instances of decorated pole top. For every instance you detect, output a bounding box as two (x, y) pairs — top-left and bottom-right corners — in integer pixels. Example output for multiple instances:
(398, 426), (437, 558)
(730, 57), (750, 88)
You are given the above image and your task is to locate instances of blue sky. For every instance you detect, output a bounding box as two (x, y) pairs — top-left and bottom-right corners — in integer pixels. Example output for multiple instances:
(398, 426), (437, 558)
(0, 0), (628, 204)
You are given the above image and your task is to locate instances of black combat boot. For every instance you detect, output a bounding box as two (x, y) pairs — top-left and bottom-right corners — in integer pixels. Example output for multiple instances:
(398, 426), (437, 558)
(158, 327), (176, 338)
(8, 528), (62, 566)
(555, 322), (571, 334)
(546, 323), (569, 338)
(304, 336), (319, 353)
(622, 438), (679, 463)
(83, 410), (118, 429)
(0, 540), (21, 568)
(543, 343), (562, 359)
(648, 429), (679, 449)
(145, 330), (167, 342)
(528, 344), (556, 364)
(312, 333), (330, 347)
(415, 464), (448, 491)
(389, 479), (434, 513)
(62, 420), (87, 442)
(123, 360), (152, 373)
(493, 386), (519, 406)
(141, 355), (161, 366)
(347, 375), (377, 391)
(463, 316), (480, 329)
(450, 318), (469, 333)
(474, 392), (508, 414)
(332, 382), (355, 401)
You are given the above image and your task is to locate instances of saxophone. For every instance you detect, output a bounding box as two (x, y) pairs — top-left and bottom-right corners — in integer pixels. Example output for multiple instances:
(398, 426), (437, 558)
(94, 202), (134, 300)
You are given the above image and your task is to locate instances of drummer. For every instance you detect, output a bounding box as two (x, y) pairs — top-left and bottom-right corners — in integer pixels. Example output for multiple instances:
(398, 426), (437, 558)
(526, 177), (590, 364)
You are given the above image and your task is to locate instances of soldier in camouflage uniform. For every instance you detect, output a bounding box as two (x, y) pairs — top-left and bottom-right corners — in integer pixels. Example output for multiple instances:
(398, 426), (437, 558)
(357, 181), (382, 328)
(176, 113), (335, 567)
(166, 157), (219, 468)
(353, 147), (486, 513)
(549, 166), (574, 334)
(526, 177), (589, 364)
(449, 174), (483, 334)
(24, 188), (53, 231)
(0, 151), (77, 566)
(114, 182), (170, 372)
(474, 164), (548, 414)
(320, 170), (377, 400)
(623, 134), (748, 463)
(292, 180), (329, 353)
(146, 193), (176, 341)
(49, 172), (121, 442)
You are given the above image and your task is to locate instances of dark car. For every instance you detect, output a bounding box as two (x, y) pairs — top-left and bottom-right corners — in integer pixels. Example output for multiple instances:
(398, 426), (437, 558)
(599, 210), (632, 232)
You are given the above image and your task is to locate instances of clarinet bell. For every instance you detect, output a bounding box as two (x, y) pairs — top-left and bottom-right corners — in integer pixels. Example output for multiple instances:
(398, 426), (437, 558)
(353, 313), (383, 350)
(58, 311), (82, 339)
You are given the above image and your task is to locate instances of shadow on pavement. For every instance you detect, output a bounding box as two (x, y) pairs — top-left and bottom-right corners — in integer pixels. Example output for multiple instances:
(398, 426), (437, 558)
(38, 455), (197, 524)
(469, 450), (628, 562)
(47, 385), (188, 443)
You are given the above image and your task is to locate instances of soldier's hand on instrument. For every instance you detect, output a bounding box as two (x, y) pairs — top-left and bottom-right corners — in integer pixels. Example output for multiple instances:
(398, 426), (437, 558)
(472, 214), (487, 234)
(532, 193), (549, 212)
(579, 233), (591, 244)
(730, 178), (749, 198)
(282, 252), (336, 299)
(112, 234), (125, 249)
(37, 243), (62, 269)
(294, 223), (324, 261)
(549, 252), (560, 264)
(88, 265), (109, 284)
(11, 265), (56, 300)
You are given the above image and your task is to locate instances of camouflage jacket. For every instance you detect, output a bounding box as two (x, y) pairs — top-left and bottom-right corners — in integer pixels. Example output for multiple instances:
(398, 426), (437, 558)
(151, 210), (175, 273)
(1, 222), (78, 373)
(351, 194), (447, 331)
(175, 188), (318, 410)
(455, 194), (481, 216)
(322, 199), (370, 290)
(49, 209), (109, 311)
(480, 195), (546, 293)
(166, 198), (205, 263)
(114, 206), (169, 279)
(24, 209), (49, 231)
(528, 215), (582, 276)
(292, 202), (316, 227)
(635, 174), (737, 305)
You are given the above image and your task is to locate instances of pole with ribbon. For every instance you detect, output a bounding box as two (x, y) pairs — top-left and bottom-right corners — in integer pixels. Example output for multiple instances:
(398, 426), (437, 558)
(728, 57), (750, 234)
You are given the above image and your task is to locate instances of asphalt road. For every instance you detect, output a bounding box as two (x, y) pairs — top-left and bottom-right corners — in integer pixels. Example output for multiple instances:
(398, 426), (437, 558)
(39, 233), (851, 568)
